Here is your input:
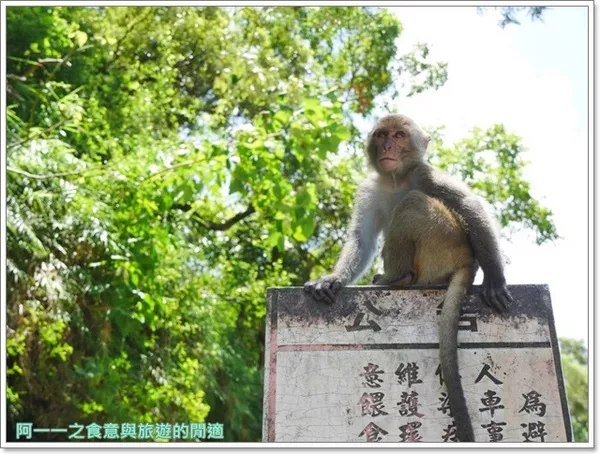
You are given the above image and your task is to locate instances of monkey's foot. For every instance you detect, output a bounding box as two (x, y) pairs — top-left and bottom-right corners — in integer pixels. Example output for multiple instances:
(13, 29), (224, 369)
(482, 277), (513, 312)
(374, 272), (414, 286)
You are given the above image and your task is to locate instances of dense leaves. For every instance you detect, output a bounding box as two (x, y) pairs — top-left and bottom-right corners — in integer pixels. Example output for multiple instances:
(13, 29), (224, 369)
(559, 339), (588, 442)
(5, 5), (577, 443)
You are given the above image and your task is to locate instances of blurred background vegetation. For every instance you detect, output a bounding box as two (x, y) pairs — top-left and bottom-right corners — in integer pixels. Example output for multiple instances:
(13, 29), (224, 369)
(5, 6), (587, 442)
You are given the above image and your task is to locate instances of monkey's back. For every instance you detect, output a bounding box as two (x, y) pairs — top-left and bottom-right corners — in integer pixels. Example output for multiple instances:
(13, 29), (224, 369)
(405, 195), (474, 284)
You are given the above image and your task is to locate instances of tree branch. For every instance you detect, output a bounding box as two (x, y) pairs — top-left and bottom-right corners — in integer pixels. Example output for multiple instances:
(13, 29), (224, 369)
(139, 157), (207, 183)
(7, 163), (113, 180)
(8, 119), (68, 150)
(197, 205), (256, 231)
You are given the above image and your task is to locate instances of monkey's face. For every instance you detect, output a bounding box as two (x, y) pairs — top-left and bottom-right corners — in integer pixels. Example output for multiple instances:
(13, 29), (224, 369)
(367, 115), (430, 175)
(371, 126), (413, 172)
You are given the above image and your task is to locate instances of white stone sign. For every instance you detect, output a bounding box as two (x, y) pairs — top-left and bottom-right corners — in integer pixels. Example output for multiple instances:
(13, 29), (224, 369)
(262, 285), (572, 443)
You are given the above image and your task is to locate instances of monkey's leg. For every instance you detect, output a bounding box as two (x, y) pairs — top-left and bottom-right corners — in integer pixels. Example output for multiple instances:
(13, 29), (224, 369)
(380, 230), (416, 285)
(373, 271), (415, 286)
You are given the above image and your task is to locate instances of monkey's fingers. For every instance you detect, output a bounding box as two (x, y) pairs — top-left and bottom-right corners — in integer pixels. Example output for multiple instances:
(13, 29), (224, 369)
(497, 288), (513, 311)
(304, 282), (322, 302)
(303, 281), (315, 293)
(483, 288), (505, 313)
(330, 280), (342, 293)
(496, 293), (511, 312)
(303, 281), (315, 295)
(316, 286), (335, 304)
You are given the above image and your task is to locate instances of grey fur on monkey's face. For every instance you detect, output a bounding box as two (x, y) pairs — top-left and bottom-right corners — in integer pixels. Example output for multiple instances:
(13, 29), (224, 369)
(367, 114), (430, 175)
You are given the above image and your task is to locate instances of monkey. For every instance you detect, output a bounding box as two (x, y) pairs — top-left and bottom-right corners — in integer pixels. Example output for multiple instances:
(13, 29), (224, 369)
(304, 114), (513, 442)
(373, 190), (478, 441)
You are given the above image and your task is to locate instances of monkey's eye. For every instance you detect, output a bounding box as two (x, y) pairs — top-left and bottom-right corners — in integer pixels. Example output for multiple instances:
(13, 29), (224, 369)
(395, 130), (406, 138)
(376, 130), (386, 138)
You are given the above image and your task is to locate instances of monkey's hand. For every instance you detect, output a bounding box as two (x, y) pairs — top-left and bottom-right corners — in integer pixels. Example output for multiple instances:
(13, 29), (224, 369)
(304, 275), (345, 304)
(482, 274), (513, 312)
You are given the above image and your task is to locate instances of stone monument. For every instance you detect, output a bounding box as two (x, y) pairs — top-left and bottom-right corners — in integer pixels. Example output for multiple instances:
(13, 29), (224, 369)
(262, 285), (572, 443)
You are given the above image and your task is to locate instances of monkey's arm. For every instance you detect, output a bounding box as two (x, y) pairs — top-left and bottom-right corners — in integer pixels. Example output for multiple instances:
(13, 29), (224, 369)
(304, 181), (382, 304)
(425, 170), (513, 311)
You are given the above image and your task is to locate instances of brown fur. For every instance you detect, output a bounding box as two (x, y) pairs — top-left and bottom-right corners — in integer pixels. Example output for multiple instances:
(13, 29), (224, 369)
(381, 191), (474, 285)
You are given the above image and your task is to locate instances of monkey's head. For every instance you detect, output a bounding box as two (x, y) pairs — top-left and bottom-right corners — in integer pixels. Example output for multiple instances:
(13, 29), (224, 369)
(366, 114), (430, 175)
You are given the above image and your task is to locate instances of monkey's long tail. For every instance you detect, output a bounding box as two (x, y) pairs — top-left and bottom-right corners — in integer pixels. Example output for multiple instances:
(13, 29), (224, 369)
(439, 267), (475, 442)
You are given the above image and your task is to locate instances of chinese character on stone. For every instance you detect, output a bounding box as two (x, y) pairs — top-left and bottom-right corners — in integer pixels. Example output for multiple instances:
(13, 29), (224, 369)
(481, 420), (507, 442)
(358, 422), (388, 442)
(345, 300), (383, 332)
(399, 421), (422, 442)
(396, 390), (424, 418)
(345, 312), (382, 332)
(474, 364), (503, 385)
(358, 392), (388, 417)
(395, 362), (423, 387)
(521, 421), (547, 442)
(360, 363), (384, 389)
(437, 392), (452, 416)
(441, 422), (458, 442)
(479, 390), (505, 417)
(519, 390), (547, 417)
(436, 301), (479, 332)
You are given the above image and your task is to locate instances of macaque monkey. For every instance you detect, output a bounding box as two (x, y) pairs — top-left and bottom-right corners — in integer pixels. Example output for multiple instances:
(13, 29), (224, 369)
(304, 114), (513, 442)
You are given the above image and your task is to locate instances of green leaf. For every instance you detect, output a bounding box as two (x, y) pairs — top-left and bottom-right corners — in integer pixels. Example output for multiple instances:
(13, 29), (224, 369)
(273, 110), (292, 129)
(75, 31), (88, 47)
(229, 178), (244, 194)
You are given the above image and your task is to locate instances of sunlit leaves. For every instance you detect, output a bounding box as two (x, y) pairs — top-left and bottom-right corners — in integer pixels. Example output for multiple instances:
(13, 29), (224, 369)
(7, 6), (407, 441)
(428, 124), (558, 244)
(400, 43), (449, 96)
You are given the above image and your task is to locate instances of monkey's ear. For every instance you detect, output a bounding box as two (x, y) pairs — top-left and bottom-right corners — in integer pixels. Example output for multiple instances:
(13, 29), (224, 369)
(422, 135), (431, 151)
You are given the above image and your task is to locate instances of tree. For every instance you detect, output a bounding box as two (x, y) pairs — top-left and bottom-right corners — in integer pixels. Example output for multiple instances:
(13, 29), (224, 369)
(6, 6), (558, 442)
(559, 338), (588, 442)
(477, 6), (548, 28)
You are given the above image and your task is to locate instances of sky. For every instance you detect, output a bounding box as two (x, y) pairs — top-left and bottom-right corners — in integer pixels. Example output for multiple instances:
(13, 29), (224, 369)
(383, 6), (589, 343)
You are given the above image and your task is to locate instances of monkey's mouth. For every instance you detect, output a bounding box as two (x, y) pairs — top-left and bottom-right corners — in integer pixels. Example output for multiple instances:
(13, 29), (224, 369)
(379, 157), (398, 162)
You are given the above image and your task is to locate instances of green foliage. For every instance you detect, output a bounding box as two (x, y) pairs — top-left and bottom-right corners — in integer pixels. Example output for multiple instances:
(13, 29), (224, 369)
(399, 43), (448, 96)
(559, 338), (588, 442)
(6, 5), (558, 443)
(428, 125), (558, 244)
